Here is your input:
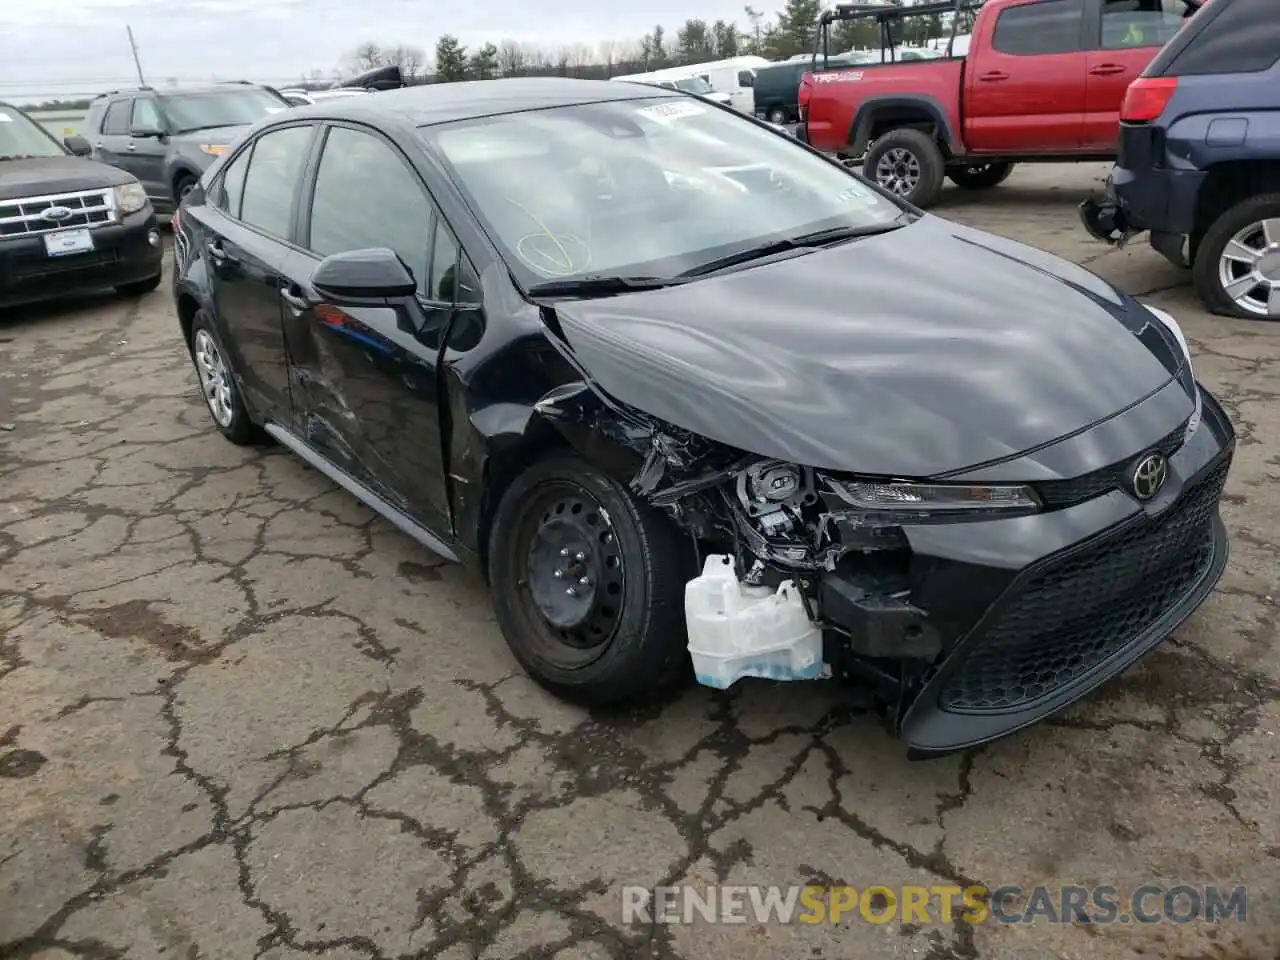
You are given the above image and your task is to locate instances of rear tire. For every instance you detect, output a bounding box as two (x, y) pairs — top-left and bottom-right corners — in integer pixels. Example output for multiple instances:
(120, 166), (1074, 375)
(863, 128), (945, 208)
(188, 310), (263, 445)
(116, 273), (161, 297)
(1192, 194), (1280, 320)
(488, 454), (694, 706)
(947, 162), (1015, 190)
(767, 107), (789, 125)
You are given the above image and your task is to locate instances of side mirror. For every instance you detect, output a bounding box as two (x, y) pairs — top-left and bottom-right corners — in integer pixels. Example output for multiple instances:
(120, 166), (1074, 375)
(64, 135), (92, 156)
(130, 123), (164, 139)
(313, 248), (417, 301)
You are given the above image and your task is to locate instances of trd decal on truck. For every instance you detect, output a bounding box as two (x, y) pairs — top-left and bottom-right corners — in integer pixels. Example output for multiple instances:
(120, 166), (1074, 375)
(814, 71), (864, 84)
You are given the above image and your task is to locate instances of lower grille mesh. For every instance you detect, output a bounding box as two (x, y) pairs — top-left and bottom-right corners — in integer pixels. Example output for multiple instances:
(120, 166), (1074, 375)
(939, 453), (1230, 713)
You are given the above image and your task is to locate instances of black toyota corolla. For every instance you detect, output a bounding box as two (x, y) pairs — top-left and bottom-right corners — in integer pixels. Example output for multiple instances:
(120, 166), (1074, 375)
(171, 78), (1233, 754)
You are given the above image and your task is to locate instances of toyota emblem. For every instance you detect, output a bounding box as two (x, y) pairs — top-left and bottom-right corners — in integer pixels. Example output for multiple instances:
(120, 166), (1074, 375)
(41, 205), (73, 222)
(1131, 452), (1168, 501)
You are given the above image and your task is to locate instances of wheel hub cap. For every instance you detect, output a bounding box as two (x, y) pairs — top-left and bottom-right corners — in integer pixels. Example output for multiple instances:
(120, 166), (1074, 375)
(1218, 218), (1280, 317)
(525, 496), (624, 645)
(875, 148), (921, 196)
(193, 329), (234, 427)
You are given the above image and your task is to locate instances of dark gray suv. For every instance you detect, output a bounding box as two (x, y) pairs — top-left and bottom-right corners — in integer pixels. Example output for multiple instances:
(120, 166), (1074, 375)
(83, 82), (292, 214)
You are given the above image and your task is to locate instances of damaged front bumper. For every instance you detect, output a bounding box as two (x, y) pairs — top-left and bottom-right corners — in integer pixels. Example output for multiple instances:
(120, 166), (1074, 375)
(1079, 180), (1141, 248)
(683, 387), (1235, 755)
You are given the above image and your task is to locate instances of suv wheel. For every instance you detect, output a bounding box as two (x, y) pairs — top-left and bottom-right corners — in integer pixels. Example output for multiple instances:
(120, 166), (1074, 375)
(768, 107), (789, 125)
(487, 454), (694, 706)
(947, 162), (1015, 190)
(1193, 194), (1280, 320)
(174, 174), (198, 207)
(863, 129), (945, 208)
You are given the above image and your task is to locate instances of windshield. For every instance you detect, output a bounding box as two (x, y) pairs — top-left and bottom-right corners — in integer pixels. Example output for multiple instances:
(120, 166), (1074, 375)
(163, 89), (288, 133)
(672, 76), (714, 94)
(423, 97), (905, 287)
(0, 104), (65, 159)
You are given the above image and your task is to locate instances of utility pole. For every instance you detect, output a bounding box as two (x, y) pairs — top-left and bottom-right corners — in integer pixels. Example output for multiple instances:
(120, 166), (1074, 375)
(126, 25), (147, 86)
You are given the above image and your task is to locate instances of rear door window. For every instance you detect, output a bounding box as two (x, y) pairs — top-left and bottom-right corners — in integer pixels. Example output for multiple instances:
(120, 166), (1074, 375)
(1154, 0), (1280, 75)
(215, 148), (250, 218)
(238, 125), (314, 239)
(1100, 0), (1185, 49)
(992, 0), (1086, 55)
(101, 100), (130, 135)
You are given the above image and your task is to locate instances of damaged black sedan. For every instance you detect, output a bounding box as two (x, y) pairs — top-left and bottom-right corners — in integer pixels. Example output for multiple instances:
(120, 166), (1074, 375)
(172, 78), (1234, 754)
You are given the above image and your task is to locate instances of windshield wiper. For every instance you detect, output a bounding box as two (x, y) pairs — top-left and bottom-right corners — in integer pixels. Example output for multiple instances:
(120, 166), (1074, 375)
(175, 123), (241, 135)
(526, 275), (685, 298)
(677, 217), (909, 279)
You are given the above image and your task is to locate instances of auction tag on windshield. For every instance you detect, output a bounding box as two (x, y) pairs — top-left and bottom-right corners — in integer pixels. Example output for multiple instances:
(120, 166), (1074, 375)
(0, 114), (12, 121)
(636, 101), (705, 123)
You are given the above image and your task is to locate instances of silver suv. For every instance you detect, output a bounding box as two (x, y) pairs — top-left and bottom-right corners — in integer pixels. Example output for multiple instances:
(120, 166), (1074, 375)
(83, 82), (292, 214)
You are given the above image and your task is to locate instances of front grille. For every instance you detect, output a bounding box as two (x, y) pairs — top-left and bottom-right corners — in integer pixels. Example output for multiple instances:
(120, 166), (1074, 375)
(0, 188), (115, 238)
(940, 451), (1230, 713)
(1033, 422), (1186, 509)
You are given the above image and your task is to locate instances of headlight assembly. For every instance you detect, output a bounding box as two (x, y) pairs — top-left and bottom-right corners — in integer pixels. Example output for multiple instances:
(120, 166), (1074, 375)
(824, 479), (1041, 524)
(113, 181), (149, 217)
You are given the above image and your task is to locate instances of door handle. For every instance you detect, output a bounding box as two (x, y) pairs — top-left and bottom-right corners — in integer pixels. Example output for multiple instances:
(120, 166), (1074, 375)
(206, 240), (236, 264)
(94, 142), (103, 149)
(1089, 63), (1127, 76)
(978, 71), (1009, 82)
(126, 142), (136, 151)
(280, 286), (312, 314)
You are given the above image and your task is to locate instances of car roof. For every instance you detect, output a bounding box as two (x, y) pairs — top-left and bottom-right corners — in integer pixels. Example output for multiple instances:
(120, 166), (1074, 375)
(96, 83), (269, 100)
(280, 77), (668, 128)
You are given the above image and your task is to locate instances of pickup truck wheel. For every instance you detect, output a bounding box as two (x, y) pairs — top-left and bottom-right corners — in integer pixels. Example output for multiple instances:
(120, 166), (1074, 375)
(947, 162), (1015, 190)
(864, 129), (945, 208)
(487, 454), (695, 706)
(1192, 194), (1280, 320)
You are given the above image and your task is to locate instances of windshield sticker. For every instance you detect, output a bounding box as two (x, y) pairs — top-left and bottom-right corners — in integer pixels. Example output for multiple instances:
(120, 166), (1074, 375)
(636, 101), (706, 123)
(839, 183), (870, 201)
(0, 114), (13, 122)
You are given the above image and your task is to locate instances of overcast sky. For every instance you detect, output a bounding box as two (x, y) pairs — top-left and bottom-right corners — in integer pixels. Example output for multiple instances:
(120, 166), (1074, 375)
(1, 0), (785, 101)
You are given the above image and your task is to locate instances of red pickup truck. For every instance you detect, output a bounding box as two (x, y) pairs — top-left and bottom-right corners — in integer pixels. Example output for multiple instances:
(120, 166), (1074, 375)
(799, 0), (1198, 208)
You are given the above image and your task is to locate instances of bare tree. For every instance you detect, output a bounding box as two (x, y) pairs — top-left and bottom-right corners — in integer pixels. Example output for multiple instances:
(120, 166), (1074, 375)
(597, 40), (618, 77)
(351, 42), (384, 70)
(497, 39), (528, 76)
(385, 44), (427, 79)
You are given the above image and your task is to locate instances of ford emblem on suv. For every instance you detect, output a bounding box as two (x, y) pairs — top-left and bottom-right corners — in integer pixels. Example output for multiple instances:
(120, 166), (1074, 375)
(40, 205), (73, 222)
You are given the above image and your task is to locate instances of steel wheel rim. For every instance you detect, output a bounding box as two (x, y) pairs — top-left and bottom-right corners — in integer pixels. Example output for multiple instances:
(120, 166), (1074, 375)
(179, 181), (195, 201)
(875, 147), (921, 196)
(513, 480), (626, 669)
(193, 329), (234, 427)
(1218, 217), (1280, 317)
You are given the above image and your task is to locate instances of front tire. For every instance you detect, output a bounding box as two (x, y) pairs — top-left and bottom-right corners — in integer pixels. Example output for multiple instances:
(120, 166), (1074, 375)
(173, 174), (197, 207)
(947, 162), (1015, 190)
(488, 454), (694, 706)
(1192, 194), (1280, 320)
(863, 128), (946, 208)
(188, 310), (262, 445)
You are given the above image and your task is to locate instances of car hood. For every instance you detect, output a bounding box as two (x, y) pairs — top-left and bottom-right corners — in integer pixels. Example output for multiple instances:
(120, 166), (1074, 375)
(0, 156), (134, 201)
(546, 215), (1188, 477)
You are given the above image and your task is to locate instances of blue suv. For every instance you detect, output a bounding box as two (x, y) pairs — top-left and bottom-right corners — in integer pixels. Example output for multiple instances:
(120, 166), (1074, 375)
(1080, 0), (1280, 319)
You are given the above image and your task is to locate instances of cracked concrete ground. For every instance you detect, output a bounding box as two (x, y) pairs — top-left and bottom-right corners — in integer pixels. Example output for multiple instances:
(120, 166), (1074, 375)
(2, 163), (1278, 960)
